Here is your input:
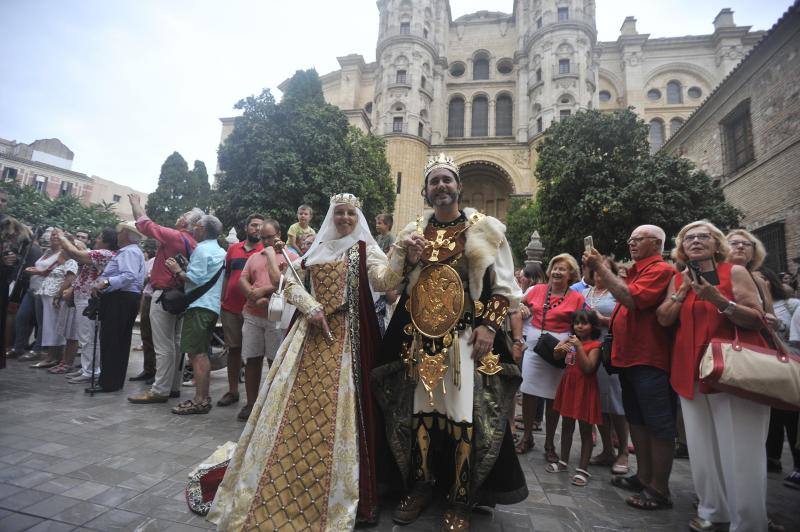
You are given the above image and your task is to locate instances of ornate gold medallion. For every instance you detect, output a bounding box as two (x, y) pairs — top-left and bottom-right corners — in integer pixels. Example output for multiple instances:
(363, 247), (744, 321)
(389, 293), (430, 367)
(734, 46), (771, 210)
(476, 351), (503, 376)
(418, 353), (449, 406)
(409, 263), (465, 339)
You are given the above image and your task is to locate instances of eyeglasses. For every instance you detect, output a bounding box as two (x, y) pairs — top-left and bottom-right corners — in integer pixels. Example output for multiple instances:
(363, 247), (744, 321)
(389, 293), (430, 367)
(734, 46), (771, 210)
(683, 233), (712, 243)
(627, 236), (659, 245)
(728, 240), (754, 248)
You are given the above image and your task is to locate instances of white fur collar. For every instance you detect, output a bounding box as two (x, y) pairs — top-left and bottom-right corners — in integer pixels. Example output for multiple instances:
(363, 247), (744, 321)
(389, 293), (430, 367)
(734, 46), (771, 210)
(398, 208), (508, 300)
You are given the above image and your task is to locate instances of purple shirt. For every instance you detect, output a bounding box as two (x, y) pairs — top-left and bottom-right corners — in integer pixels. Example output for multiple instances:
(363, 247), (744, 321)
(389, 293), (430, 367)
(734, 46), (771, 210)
(99, 244), (146, 293)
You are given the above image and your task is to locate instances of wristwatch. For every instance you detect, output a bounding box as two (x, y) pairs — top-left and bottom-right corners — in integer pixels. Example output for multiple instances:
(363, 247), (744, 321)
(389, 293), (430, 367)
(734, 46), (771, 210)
(512, 338), (526, 346)
(670, 293), (685, 303)
(719, 300), (737, 315)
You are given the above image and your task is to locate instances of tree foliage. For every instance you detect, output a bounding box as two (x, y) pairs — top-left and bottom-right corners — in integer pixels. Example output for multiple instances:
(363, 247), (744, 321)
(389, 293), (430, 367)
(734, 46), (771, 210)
(505, 197), (539, 266)
(213, 69), (394, 234)
(145, 152), (211, 226)
(533, 109), (741, 260)
(1, 182), (120, 236)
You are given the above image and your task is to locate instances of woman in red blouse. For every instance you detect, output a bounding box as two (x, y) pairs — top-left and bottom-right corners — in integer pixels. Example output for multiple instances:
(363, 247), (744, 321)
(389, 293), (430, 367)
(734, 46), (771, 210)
(517, 253), (585, 462)
(657, 220), (769, 532)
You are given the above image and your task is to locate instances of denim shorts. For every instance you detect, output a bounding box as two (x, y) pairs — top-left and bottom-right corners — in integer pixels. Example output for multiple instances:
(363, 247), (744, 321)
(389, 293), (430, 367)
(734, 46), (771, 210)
(619, 365), (677, 441)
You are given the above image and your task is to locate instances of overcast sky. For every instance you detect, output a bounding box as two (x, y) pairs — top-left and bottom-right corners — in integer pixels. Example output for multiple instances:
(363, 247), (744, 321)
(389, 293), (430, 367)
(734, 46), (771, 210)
(0, 0), (791, 193)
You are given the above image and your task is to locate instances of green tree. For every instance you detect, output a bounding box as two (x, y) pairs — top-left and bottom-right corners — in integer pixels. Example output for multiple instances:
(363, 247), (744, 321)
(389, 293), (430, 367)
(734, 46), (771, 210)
(505, 197), (539, 266)
(1, 182), (120, 236)
(214, 69), (394, 234)
(146, 152), (211, 226)
(533, 109), (740, 260)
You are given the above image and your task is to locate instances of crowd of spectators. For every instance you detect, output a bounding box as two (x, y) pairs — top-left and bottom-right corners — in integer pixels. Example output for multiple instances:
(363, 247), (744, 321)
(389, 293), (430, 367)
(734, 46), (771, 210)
(3, 183), (800, 531)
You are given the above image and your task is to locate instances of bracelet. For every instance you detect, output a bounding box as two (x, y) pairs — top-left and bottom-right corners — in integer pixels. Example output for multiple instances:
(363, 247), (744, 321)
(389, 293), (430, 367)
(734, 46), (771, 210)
(718, 300), (737, 315)
(484, 324), (497, 333)
(512, 338), (525, 346)
(670, 293), (685, 303)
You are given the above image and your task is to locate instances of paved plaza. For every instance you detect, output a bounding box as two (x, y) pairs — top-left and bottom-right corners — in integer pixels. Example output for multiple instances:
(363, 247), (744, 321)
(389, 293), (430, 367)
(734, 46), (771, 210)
(0, 331), (798, 531)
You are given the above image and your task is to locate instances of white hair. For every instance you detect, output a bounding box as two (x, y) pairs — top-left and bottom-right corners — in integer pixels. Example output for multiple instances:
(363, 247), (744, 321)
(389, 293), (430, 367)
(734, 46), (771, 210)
(199, 215), (223, 239)
(184, 208), (204, 227)
(636, 224), (666, 253)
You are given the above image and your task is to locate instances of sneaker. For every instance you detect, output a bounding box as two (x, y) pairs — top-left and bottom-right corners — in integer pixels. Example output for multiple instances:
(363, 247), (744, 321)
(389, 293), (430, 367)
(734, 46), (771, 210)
(67, 375), (92, 384)
(172, 398), (212, 415)
(65, 370), (83, 378)
(783, 470), (800, 490)
(19, 351), (41, 362)
(127, 390), (169, 404)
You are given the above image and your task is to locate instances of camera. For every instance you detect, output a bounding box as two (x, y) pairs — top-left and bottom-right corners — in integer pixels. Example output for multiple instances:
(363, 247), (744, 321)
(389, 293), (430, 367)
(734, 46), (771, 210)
(173, 254), (189, 271)
(83, 296), (101, 320)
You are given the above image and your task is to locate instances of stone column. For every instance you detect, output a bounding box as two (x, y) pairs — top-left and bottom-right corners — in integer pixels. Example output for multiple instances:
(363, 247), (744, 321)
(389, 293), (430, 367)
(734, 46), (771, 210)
(488, 99), (496, 137)
(465, 101), (472, 137)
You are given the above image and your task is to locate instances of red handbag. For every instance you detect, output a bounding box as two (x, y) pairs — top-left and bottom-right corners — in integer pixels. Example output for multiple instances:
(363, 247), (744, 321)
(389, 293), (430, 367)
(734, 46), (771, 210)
(699, 321), (800, 411)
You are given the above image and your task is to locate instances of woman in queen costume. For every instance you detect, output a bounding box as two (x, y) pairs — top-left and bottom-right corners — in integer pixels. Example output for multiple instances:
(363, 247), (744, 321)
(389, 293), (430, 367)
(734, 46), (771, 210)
(207, 193), (404, 530)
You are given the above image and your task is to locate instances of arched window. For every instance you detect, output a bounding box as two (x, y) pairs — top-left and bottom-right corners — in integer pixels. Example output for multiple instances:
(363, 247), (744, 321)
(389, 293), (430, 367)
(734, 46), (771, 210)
(448, 97), (465, 137)
(670, 117), (684, 136)
(496, 94), (513, 136)
(649, 119), (665, 152)
(473, 55), (490, 80)
(472, 96), (489, 136)
(667, 81), (683, 104)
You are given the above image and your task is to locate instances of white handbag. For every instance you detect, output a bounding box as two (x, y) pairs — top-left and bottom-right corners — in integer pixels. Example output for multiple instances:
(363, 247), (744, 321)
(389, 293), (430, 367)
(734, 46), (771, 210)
(267, 274), (285, 322)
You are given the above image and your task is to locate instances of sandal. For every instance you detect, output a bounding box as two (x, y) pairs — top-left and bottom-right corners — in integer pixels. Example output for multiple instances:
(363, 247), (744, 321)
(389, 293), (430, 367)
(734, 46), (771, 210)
(545, 460), (568, 473)
(172, 398), (212, 415)
(48, 363), (69, 374)
(689, 516), (728, 532)
(572, 468), (591, 486)
(544, 446), (559, 464)
(611, 463), (630, 475)
(626, 486), (673, 511)
(515, 435), (534, 454)
(610, 475), (645, 493)
(531, 421), (542, 431)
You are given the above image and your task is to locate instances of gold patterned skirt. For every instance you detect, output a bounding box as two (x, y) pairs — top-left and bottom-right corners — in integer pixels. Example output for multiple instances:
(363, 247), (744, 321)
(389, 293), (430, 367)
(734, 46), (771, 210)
(207, 313), (359, 531)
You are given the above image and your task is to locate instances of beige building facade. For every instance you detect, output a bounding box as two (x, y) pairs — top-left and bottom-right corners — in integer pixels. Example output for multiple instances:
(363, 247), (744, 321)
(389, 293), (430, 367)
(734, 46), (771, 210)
(0, 137), (148, 221)
(663, 3), (800, 275)
(221, 1), (765, 228)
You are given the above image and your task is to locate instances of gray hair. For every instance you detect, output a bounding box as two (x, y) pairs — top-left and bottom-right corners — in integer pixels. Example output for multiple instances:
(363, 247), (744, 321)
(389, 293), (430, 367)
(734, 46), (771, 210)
(126, 231), (143, 243)
(199, 215), (223, 239)
(184, 208), (204, 227)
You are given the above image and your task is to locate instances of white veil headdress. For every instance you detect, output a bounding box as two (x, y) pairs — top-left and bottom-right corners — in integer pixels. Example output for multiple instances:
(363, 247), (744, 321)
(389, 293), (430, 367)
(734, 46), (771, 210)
(301, 193), (378, 267)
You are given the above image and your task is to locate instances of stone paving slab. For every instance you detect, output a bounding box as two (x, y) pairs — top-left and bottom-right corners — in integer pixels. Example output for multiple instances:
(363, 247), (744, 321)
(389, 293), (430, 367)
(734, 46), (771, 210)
(1, 335), (798, 531)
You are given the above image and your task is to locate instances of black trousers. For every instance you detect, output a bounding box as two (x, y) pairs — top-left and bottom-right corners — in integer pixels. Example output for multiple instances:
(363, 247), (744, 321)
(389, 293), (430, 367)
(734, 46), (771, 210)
(766, 407), (800, 469)
(98, 291), (141, 391)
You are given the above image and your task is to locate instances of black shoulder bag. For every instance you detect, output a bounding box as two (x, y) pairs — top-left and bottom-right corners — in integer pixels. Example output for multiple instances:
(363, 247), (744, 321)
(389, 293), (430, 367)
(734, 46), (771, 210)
(157, 264), (225, 316)
(533, 285), (567, 369)
(600, 304), (620, 374)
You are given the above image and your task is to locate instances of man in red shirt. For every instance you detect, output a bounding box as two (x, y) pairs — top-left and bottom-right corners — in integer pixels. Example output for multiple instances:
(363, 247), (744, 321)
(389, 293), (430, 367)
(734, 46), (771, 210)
(127, 194), (200, 404)
(584, 224), (676, 510)
(216, 214), (264, 409)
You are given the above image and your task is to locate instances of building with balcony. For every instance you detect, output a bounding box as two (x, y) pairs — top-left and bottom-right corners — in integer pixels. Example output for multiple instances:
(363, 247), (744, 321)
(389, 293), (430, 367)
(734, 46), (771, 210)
(221, 1), (765, 227)
(0, 137), (149, 221)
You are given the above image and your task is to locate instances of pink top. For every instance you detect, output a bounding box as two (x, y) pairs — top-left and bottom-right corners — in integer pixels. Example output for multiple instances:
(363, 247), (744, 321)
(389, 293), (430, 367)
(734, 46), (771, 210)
(241, 249), (298, 318)
(136, 215), (197, 290)
(524, 283), (585, 333)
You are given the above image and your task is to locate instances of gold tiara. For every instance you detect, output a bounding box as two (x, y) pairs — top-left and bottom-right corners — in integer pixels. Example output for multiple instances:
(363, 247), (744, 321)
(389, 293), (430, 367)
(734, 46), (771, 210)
(330, 193), (362, 209)
(424, 152), (459, 179)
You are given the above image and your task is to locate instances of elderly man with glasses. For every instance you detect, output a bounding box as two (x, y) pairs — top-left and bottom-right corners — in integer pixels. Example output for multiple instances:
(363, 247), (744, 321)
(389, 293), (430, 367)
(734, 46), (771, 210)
(584, 224), (677, 511)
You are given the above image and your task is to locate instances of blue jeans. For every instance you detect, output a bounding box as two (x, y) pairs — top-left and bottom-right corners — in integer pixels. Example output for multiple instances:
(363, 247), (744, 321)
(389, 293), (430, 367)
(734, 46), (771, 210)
(13, 290), (41, 352)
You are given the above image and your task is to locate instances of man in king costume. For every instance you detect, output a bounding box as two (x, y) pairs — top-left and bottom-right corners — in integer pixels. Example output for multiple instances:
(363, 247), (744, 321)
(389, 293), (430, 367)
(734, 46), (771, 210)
(373, 153), (528, 531)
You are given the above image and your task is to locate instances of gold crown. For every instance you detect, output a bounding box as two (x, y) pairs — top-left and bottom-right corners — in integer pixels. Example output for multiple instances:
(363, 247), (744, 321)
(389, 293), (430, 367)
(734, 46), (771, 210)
(330, 193), (362, 209)
(424, 152), (459, 179)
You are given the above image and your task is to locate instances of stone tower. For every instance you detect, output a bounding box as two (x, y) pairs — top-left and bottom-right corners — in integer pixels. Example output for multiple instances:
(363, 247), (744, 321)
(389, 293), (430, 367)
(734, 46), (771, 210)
(375, 0), (447, 225)
(518, 0), (599, 133)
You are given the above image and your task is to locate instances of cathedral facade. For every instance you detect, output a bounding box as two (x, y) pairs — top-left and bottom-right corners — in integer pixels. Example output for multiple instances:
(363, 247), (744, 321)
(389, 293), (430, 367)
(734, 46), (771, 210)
(235, 1), (765, 227)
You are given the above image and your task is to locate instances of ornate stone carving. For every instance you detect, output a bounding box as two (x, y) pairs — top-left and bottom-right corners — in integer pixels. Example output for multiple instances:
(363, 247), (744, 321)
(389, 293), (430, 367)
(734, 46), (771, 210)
(525, 231), (545, 266)
(514, 150), (530, 169)
(623, 51), (640, 67)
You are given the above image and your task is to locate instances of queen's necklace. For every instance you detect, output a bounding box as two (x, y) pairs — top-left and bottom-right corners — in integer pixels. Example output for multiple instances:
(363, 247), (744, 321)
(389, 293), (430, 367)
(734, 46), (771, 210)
(586, 286), (609, 309)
